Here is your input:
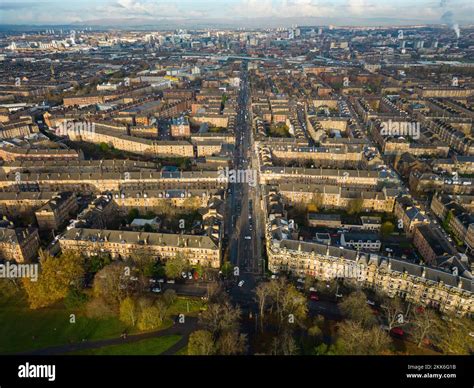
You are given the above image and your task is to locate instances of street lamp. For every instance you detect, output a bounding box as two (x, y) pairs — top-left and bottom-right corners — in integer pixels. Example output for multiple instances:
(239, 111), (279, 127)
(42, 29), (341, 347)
(335, 281), (341, 300)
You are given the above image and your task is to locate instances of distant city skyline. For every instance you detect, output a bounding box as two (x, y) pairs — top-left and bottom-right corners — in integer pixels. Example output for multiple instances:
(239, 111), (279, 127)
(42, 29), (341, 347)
(1, 0), (474, 27)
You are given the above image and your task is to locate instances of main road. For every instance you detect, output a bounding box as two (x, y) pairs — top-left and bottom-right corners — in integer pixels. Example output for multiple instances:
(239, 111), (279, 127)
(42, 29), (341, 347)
(227, 61), (262, 307)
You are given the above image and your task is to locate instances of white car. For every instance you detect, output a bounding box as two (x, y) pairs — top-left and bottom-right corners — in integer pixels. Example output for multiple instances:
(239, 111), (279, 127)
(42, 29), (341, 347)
(244, 236), (252, 240)
(152, 288), (161, 293)
(238, 280), (245, 287)
(366, 300), (376, 306)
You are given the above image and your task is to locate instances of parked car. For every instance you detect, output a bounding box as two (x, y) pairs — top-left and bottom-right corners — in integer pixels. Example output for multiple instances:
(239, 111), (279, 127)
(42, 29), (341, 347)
(390, 327), (404, 337)
(309, 291), (319, 301)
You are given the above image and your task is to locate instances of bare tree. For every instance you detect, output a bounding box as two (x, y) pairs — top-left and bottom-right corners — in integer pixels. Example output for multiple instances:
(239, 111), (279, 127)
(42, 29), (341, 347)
(410, 309), (440, 348)
(381, 297), (406, 330)
(188, 330), (215, 355)
(270, 328), (299, 355)
(93, 262), (133, 309)
(119, 297), (138, 327)
(432, 317), (474, 355)
(339, 290), (376, 329)
(216, 331), (248, 355)
(336, 321), (391, 355)
(255, 282), (271, 331)
(199, 301), (241, 338)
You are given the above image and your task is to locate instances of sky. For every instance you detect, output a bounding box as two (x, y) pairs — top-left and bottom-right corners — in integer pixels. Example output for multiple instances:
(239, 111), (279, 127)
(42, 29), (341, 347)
(0, 0), (473, 27)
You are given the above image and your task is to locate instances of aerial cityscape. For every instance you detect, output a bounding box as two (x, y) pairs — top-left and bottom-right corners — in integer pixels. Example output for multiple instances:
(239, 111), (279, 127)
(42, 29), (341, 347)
(0, 0), (473, 382)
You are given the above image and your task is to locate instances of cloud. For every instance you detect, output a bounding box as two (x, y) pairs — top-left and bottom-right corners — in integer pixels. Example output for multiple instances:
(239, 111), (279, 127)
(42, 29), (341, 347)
(232, 0), (426, 19)
(115, 0), (155, 15)
(1, 0), (474, 25)
(98, 0), (192, 19)
(233, 0), (338, 18)
(231, 0), (416, 20)
(348, 0), (367, 15)
(237, 0), (274, 17)
(0, 2), (43, 11)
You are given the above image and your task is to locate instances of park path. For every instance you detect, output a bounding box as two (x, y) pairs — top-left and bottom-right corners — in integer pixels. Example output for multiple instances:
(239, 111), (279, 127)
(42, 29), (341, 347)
(19, 316), (198, 356)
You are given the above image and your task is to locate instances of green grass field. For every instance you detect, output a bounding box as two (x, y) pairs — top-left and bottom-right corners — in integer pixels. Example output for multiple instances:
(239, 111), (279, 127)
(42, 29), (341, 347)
(70, 335), (182, 355)
(166, 297), (206, 317)
(0, 294), (204, 354)
(0, 296), (127, 354)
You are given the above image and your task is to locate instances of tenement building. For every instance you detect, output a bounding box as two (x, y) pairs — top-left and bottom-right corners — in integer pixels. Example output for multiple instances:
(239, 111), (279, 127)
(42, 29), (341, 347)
(0, 227), (40, 262)
(59, 228), (221, 268)
(267, 238), (473, 316)
(264, 190), (473, 316)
